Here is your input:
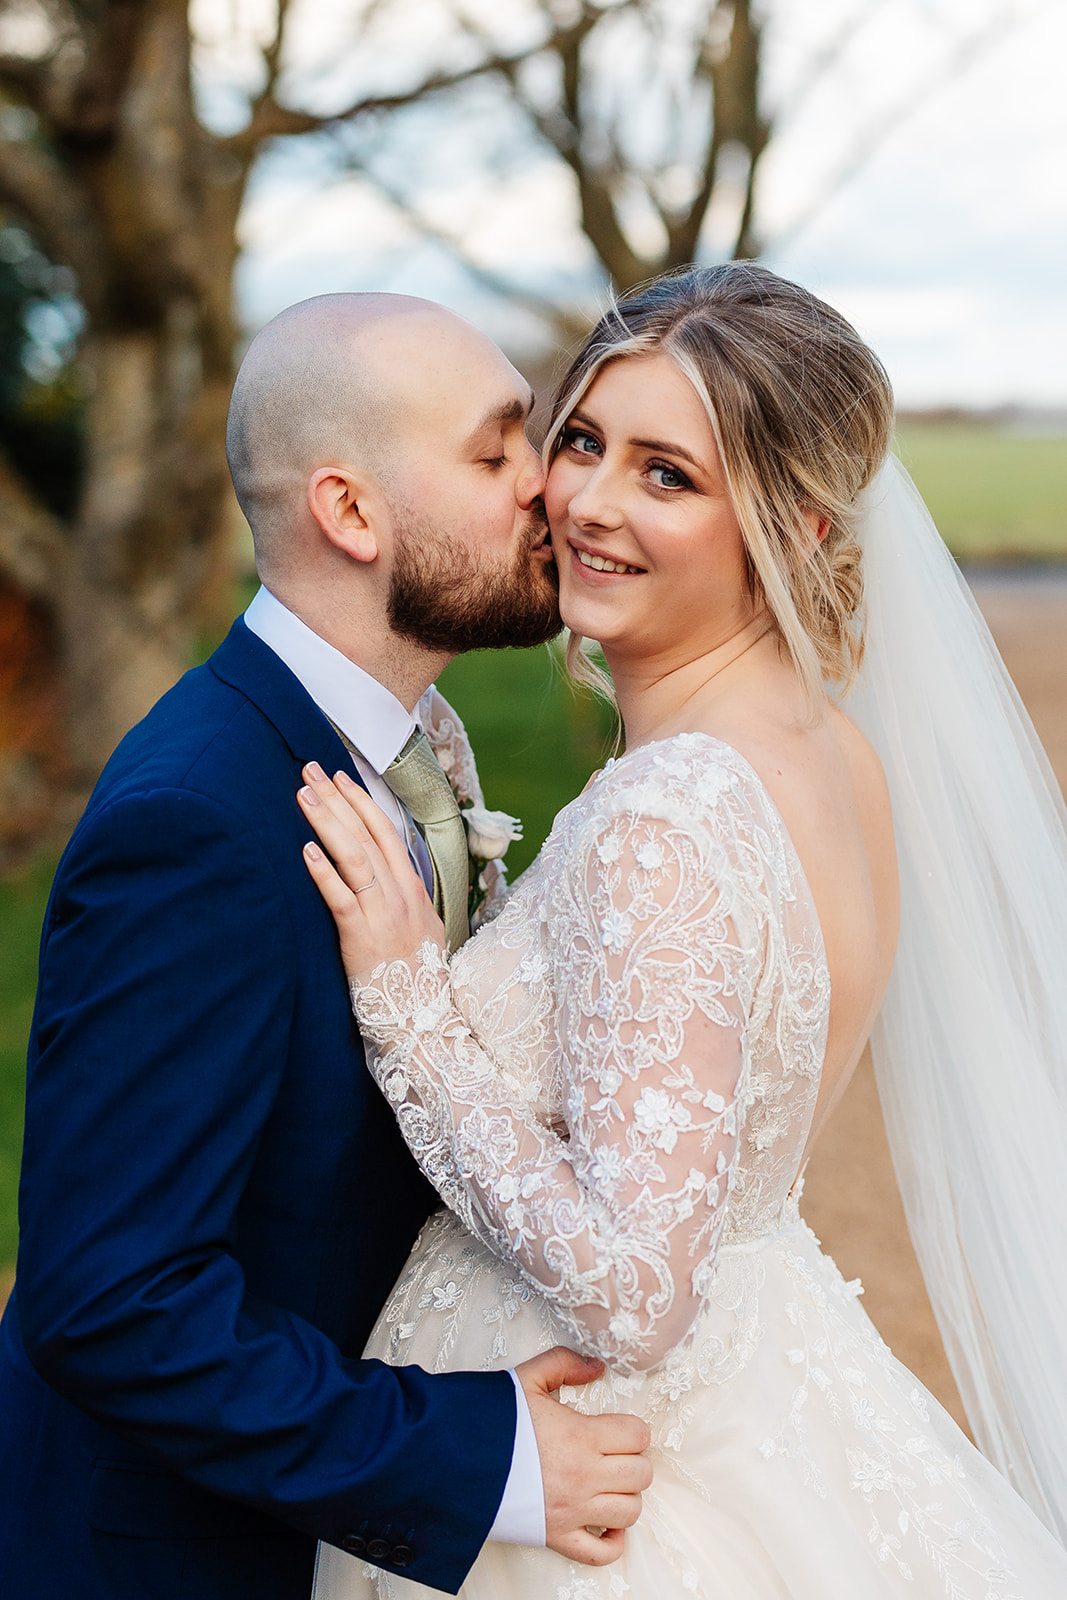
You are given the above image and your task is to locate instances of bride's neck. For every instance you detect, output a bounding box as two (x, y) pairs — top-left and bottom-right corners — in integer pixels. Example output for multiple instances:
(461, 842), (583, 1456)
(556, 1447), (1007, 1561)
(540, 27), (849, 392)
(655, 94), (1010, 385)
(608, 611), (775, 749)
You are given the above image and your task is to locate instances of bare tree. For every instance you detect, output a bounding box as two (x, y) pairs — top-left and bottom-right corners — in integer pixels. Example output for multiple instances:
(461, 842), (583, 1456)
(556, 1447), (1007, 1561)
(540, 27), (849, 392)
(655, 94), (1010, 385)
(0, 0), (532, 825)
(513, 0), (769, 288)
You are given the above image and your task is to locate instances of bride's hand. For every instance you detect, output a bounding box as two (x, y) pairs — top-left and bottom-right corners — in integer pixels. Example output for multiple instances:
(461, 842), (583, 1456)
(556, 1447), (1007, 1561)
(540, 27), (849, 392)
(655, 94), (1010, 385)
(297, 763), (446, 985)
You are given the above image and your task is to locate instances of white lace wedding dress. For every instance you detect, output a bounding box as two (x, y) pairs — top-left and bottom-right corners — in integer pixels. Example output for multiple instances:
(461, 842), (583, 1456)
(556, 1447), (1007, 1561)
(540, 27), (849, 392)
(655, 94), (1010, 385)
(314, 731), (1067, 1600)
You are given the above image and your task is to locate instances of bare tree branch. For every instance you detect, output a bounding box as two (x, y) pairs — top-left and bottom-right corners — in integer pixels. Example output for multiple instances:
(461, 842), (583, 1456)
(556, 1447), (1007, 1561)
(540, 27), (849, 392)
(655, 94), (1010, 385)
(250, 0), (295, 121)
(347, 159), (569, 329)
(226, 46), (543, 148)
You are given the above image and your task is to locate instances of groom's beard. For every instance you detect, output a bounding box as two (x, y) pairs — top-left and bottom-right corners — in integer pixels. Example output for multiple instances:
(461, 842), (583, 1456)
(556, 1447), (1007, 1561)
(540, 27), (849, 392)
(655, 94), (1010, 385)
(387, 504), (561, 653)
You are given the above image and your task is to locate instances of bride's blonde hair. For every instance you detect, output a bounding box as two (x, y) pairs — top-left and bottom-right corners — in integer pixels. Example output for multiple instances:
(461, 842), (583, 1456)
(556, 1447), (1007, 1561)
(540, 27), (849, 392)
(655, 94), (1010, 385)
(547, 263), (895, 708)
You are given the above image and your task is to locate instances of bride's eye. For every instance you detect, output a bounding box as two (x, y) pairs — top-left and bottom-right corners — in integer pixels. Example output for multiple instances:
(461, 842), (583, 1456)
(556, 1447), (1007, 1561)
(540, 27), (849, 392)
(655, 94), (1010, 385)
(648, 460), (692, 491)
(562, 426), (602, 458)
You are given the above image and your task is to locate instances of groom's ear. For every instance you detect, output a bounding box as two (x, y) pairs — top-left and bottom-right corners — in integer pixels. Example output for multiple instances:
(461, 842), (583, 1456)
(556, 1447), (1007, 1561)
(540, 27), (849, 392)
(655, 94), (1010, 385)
(306, 466), (381, 564)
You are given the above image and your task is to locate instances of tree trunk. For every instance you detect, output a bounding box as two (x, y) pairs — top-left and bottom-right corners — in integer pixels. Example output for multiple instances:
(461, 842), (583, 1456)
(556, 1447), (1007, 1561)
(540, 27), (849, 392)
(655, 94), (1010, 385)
(0, 0), (249, 817)
(58, 311), (236, 787)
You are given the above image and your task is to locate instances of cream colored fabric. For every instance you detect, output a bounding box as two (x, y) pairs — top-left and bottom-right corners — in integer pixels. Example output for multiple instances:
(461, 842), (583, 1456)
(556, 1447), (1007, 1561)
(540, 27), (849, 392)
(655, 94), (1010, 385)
(313, 735), (1067, 1599)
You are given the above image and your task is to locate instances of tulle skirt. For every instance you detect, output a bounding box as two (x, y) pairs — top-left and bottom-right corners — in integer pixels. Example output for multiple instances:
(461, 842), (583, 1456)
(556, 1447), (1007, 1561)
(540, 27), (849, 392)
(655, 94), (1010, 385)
(314, 1208), (1067, 1598)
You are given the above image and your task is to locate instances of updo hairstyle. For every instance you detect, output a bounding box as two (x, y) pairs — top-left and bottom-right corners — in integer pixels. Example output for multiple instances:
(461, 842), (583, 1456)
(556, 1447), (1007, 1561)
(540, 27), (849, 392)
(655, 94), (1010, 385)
(547, 263), (895, 705)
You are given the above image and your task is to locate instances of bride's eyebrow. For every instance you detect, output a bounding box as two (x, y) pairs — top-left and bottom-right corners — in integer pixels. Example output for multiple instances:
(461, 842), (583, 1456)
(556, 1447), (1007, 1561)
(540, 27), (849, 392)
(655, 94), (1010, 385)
(631, 435), (703, 470)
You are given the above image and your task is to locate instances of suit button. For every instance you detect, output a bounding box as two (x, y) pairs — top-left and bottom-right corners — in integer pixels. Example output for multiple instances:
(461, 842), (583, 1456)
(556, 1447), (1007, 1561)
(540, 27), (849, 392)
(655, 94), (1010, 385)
(341, 1534), (366, 1556)
(366, 1538), (391, 1560)
(392, 1544), (414, 1567)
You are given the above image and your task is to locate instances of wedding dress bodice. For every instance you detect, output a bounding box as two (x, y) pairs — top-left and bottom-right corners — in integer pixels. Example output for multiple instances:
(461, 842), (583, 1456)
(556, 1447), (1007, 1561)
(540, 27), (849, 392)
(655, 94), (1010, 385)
(352, 732), (831, 1374)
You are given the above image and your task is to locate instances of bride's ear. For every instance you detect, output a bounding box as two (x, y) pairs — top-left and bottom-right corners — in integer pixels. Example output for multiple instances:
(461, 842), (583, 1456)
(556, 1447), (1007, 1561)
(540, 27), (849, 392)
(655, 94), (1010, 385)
(800, 507), (831, 557)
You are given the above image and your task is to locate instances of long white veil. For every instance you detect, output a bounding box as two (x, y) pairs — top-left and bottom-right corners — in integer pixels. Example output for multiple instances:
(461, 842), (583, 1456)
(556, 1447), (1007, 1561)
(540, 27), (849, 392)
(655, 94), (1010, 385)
(847, 456), (1067, 1540)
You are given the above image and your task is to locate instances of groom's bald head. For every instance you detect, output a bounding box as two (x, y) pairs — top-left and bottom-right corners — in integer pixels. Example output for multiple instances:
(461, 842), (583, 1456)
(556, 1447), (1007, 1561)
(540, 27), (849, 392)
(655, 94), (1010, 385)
(226, 293), (492, 574)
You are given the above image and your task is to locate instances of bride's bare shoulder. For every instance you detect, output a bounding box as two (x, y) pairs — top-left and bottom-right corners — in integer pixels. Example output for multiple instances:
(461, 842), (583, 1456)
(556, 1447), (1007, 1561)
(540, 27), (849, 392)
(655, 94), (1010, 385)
(826, 703), (893, 823)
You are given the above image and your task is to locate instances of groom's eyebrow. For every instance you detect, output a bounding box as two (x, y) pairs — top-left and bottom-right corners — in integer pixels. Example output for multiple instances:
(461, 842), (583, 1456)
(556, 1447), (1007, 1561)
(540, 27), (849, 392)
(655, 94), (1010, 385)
(463, 394), (534, 448)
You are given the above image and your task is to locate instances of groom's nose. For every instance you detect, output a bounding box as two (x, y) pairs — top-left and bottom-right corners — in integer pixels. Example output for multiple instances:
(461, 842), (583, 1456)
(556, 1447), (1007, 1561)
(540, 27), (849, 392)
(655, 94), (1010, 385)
(516, 439), (546, 508)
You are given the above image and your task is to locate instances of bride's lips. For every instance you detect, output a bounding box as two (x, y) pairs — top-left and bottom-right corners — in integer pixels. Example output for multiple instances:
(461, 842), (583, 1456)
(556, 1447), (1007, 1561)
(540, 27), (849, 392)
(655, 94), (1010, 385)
(566, 538), (646, 582)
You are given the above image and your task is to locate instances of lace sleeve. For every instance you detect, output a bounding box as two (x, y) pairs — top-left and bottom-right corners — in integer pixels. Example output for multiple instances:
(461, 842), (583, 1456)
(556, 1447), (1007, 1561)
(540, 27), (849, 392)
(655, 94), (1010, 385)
(352, 751), (768, 1372)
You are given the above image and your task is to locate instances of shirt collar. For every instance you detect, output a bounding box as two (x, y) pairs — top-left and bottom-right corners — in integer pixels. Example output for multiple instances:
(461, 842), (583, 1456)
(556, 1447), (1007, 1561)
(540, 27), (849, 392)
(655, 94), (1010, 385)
(243, 586), (417, 774)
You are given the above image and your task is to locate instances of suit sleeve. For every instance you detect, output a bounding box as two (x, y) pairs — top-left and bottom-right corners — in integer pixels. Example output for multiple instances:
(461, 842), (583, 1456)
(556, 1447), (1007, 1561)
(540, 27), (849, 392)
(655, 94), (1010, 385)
(16, 786), (515, 1595)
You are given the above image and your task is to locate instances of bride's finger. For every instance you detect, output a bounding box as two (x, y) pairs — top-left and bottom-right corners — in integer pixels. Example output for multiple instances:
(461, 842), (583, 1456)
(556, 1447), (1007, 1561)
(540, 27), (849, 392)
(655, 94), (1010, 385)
(330, 770), (428, 894)
(300, 764), (421, 892)
(297, 784), (388, 896)
(300, 762), (383, 844)
(301, 840), (368, 923)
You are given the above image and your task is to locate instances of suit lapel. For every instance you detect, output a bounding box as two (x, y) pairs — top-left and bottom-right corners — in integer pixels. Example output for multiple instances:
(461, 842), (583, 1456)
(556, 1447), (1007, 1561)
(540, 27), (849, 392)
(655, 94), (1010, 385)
(207, 616), (366, 791)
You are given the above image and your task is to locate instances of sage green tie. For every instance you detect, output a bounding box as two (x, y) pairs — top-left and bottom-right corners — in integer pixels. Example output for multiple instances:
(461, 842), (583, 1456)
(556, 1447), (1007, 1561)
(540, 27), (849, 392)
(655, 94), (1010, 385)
(384, 730), (470, 954)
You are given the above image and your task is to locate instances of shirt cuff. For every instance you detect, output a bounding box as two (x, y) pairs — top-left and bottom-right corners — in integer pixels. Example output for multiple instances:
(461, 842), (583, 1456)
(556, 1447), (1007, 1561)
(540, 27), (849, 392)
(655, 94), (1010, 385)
(487, 1370), (546, 1546)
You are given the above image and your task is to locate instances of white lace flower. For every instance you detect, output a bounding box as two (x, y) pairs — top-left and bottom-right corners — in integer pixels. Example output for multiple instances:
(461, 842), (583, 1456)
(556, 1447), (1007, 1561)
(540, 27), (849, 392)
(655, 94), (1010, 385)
(596, 831), (623, 864)
(635, 838), (665, 870)
(851, 1397), (877, 1430)
(633, 1087), (693, 1152)
(595, 1064), (623, 1098)
(849, 1451), (895, 1497)
(600, 907), (633, 953)
(455, 1106), (517, 1184)
(588, 1144), (625, 1193)
(430, 1281), (463, 1310)
(608, 1310), (641, 1346)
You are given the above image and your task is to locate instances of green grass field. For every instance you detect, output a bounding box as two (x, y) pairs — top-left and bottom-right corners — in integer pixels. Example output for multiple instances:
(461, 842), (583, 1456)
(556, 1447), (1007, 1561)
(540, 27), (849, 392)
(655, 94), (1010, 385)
(0, 420), (1063, 1268)
(895, 422), (1067, 560)
(0, 856), (55, 1267)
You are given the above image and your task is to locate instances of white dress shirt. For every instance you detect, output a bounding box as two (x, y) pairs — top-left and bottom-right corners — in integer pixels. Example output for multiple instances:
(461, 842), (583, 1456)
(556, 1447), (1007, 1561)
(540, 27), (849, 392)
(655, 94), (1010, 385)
(244, 585), (545, 1548)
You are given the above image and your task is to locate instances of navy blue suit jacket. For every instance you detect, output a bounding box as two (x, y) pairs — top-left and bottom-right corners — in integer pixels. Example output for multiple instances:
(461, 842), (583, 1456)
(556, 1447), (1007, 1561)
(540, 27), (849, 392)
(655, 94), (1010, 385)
(0, 619), (515, 1599)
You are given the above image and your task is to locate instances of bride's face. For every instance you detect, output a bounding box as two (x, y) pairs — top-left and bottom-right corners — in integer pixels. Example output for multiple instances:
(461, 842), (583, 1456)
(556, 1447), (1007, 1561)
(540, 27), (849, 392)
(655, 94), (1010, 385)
(545, 353), (751, 667)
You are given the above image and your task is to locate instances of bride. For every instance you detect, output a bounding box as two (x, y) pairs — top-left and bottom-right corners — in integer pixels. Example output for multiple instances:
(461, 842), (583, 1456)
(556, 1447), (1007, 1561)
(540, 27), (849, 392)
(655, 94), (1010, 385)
(298, 264), (1067, 1596)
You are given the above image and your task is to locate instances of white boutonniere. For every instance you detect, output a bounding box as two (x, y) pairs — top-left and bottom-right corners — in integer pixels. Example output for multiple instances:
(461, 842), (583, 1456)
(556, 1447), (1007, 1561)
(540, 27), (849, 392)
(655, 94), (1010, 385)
(461, 803), (523, 922)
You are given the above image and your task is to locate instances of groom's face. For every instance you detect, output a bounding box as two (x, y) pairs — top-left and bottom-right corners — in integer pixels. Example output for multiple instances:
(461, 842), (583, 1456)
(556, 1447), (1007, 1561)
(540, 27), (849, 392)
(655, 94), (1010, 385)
(380, 337), (561, 654)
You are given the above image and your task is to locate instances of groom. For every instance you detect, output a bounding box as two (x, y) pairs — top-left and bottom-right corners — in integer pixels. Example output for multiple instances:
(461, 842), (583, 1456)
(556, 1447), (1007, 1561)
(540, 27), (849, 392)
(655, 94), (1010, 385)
(0, 295), (651, 1598)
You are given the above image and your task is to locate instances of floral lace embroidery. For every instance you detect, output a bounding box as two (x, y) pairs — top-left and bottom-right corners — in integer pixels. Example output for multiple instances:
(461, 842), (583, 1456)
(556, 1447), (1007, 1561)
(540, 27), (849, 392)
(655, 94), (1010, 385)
(350, 734), (829, 1374)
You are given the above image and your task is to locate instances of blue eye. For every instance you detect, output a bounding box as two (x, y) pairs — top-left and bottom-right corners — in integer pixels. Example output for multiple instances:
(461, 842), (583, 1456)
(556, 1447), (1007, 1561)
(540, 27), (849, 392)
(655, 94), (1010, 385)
(649, 461), (691, 491)
(563, 427), (602, 457)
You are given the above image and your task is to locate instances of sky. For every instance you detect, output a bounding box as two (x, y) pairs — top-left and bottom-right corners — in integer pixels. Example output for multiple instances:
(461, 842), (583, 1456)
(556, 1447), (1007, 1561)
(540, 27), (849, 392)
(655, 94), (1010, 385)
(201, 0), (1067, 409)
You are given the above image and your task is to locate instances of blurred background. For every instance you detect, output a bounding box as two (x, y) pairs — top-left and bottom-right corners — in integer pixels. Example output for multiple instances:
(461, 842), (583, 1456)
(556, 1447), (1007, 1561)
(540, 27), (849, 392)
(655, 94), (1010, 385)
(0, 0), (1064, 1425)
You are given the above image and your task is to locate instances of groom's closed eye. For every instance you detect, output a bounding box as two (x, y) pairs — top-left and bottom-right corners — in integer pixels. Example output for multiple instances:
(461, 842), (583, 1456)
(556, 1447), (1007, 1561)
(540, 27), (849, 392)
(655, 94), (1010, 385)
(464, 395), (534, 460)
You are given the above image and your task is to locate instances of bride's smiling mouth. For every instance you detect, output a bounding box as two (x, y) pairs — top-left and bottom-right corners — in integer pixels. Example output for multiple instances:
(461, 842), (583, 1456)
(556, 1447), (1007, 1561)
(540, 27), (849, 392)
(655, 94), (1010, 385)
(568, 539), (646, 578)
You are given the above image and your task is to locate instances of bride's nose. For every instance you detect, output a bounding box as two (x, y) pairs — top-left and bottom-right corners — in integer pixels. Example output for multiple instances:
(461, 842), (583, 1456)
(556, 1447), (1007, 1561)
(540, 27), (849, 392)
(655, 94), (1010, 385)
(567, 464), (624, 532)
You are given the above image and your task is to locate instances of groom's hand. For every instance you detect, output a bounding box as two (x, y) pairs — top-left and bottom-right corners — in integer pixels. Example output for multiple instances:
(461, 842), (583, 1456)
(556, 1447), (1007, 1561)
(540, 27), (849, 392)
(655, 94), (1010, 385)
(516, 1346), (652, 1566)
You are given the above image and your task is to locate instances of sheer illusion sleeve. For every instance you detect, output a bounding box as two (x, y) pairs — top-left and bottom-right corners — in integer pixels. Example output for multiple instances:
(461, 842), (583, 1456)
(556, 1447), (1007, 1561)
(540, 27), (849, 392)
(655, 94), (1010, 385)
(351, 745), (773, 1372)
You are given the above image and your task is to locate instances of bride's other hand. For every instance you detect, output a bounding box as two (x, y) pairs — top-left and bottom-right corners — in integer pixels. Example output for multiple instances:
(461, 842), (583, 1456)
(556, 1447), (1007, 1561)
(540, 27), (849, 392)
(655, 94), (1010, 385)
(298, 764), (445, 984)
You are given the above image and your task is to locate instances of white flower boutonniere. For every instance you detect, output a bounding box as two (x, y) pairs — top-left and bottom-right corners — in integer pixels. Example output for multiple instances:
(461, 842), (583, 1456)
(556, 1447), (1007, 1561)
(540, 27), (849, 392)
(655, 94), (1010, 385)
(463, 805), (523, 861)
(461, 804), (523, 923)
